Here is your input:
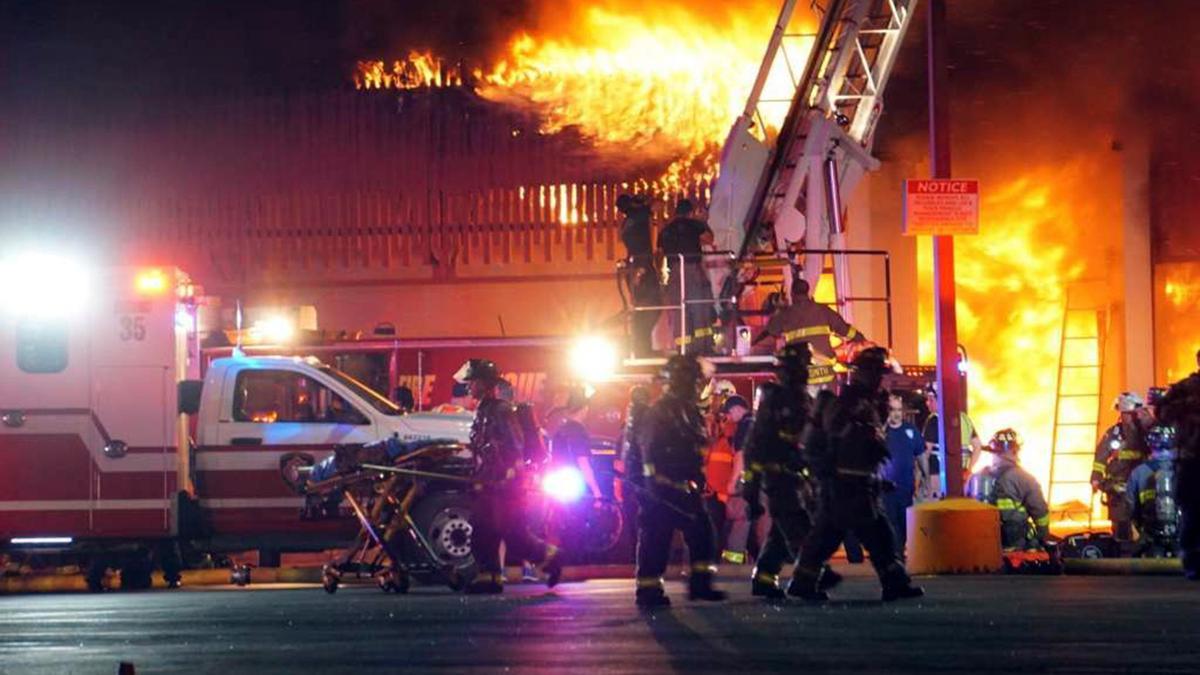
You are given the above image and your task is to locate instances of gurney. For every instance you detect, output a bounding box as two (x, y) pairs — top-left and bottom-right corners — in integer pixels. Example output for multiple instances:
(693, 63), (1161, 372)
(280, 436), (476, 594)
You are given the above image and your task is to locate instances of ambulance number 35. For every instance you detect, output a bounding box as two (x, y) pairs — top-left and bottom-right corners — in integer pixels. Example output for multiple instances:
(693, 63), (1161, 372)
(119, 315), (147, 342)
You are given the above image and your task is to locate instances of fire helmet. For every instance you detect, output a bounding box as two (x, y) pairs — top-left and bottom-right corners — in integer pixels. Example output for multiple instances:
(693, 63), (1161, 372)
(1147, 425), (1176, 456)
(1114, 391), (1145, 413)
(989, 428), (1021, 455)
(454, 358), (502, 384)
(662, 354), (707, 394)
(1146, 386), (1167, 407)
(675, 198), (695, 216)
(775, 340), (813, 375)
(851, 346), (891, 375)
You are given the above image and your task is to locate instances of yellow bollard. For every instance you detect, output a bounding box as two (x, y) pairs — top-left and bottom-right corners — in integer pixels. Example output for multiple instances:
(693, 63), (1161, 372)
(907, 498), (1002, 574)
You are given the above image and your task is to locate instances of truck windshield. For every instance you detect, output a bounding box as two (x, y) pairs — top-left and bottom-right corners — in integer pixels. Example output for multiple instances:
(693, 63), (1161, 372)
(320, 366), (403, 416)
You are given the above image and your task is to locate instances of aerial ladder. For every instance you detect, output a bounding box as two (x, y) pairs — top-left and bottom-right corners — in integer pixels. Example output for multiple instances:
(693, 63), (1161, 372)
(709, 0), (919, 324)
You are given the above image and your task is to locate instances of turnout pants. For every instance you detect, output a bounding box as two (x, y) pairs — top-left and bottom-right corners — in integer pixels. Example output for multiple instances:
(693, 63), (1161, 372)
(754, 479), (812, 580)
(1105, 487), (1134, 543)
(795, 478), (910, 586)
(636, 490), (717, 591)
(1178, 460), (1200, 578)
(473, 487), (552, 577)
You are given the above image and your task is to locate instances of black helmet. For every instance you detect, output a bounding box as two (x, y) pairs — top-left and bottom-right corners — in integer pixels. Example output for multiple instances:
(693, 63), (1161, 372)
(454, 358), (501, 384)
(616, 194), (634, 213)
(989, 428), (1021, 455)
(775, 340), (812, 381)
(675, 198), (695, 216)
(851, 346), (890, 374)
(662, 354), (704, 393)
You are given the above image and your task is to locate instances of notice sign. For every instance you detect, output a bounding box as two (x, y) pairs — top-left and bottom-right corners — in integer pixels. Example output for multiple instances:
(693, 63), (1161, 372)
(903, 179), (979, 235)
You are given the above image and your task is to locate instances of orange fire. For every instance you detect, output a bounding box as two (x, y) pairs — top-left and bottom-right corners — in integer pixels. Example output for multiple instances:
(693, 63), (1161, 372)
(354, 52), (465, 90)
(916, 159), (1120, 509)
(1157, 263), (1200, 384)
(356, 2), (813, 188)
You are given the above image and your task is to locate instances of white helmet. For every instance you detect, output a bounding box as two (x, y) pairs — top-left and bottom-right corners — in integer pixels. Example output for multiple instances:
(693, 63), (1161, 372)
(1114, 391), (1144, 413)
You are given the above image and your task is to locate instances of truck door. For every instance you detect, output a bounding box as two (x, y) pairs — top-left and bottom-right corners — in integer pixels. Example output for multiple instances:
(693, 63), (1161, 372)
(195, 366), (377, 536)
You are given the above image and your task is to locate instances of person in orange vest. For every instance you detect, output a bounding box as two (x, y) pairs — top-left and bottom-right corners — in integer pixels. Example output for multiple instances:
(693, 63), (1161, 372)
(704, 395), (753, 564)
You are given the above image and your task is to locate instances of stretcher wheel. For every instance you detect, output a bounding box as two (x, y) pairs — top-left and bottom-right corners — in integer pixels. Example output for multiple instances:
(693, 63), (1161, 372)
(321, 565), (339, 594)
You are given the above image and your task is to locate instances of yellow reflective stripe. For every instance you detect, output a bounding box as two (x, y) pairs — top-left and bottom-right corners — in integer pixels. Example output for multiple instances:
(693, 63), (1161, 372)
(1139, 489), (1157, 504)
(636, 577), (665, 589)
(782, 326), (833, 342)
(754, 571), (779, 585)
(694, 327), (714, 338)
(691, 562), (718, 574)
(674, 336), (694, 346)
(808, 364), (836, 383)
(995, 498), (1026, 513)
(1118, 450), (1145, 460)
(1034, 515), (1051, 527)
(846, 326), (860, 340)
(722, 550), (746, 564)
(1092, 462), (1107, 472)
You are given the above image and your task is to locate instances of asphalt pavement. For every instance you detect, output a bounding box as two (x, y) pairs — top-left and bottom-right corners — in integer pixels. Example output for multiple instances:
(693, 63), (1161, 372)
(1, 567), (1198, 674)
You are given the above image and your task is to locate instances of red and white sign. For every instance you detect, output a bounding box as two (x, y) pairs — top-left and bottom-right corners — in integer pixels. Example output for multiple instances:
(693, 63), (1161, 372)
(903, 179), (980, 235)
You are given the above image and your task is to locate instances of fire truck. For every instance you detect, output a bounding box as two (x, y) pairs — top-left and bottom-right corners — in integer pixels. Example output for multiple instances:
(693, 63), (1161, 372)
(0, 259), (479, 589)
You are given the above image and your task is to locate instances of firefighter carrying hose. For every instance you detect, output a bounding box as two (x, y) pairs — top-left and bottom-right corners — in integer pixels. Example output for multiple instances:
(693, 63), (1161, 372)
(788, 347), (924, 602)
(744, 341), (839, 600)
(968, 429), (1050, 551)
(456, 359), (562, 594)
(634, 355), (727, 608)
(1092, 392), (1153, 546)
(1126, 425), (1180, 558)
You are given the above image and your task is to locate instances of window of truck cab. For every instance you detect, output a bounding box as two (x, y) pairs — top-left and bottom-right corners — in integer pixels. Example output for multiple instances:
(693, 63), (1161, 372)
(232, 369), (369, 425)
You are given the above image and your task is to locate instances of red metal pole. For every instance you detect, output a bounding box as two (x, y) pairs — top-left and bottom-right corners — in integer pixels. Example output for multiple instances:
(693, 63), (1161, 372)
(929, 0), (965, 497)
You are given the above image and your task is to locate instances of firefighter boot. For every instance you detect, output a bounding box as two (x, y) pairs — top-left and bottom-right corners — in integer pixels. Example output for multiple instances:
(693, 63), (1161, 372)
(817, 565), (843, 592)
(687, 570), (728, 602)
(880, 565), (924, 602)
(786, 567), (828, 603)
(751, 570), (786, 600)
(541, 546), (564, 589)
(464, 572), (504, 595)
(636, 580), (672, 609)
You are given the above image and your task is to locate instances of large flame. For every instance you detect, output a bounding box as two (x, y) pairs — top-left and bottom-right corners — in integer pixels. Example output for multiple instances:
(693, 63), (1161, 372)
(917, 160), (1118, 508)
(356, 1), (813, 187)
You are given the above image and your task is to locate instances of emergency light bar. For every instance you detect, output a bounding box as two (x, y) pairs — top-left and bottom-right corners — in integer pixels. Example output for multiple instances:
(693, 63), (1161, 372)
(10, 537), (74, 545)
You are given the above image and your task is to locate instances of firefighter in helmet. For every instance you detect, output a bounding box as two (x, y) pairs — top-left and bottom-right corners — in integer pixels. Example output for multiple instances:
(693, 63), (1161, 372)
(658, 198), (717, 354)
(634, 354), (727, 608)
(456, 359), (562, 594)
(1126, 425), (1180, 557)
(743, 340), (840, 599)
(752, 277), (867, 382)
(968, 429), (1050, 551)
(789, 347), (924, 602)
(1092, 392), (1153, 546)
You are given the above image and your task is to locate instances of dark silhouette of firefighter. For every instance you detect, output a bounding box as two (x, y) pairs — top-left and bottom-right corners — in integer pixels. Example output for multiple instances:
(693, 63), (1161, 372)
(634, 355), (727, 608)
(789, 347), (924, 602)
(658, 198), (717, 354)
(744, 341), (838, 599)
(618, 193), (661, 357)
(753, 277), (867, 385)
(968, 429), (1050, 551)
(456, 359), (562, 594)
(1126, 425), (1180, 558)
(1157, 348), (1200, 579)
(1092, 392), (1153, 547)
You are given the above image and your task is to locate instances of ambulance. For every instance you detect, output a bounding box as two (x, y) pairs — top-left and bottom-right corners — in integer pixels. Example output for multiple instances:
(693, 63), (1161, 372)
(0, 255), (471, 587)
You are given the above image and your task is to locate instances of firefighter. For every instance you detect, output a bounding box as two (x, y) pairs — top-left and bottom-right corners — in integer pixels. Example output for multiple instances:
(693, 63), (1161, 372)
(967, 429), (1050, 551)
(634, 355), (727, 608)
(618, 193), (660, 357)
(658, 198), (717, 354)
(1092, 392), (1153, 546)
(1126, 425), (1180, 558)
(456, 359), (562, 594)
(744, 341), (839, 600)
(789, 347), (924, 602)
(1157, 349), (1200, 579)
(752, 278), (867, 372)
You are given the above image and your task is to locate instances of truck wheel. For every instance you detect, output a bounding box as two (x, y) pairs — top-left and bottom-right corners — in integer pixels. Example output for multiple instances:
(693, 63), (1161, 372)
(406, 492), (476, 585)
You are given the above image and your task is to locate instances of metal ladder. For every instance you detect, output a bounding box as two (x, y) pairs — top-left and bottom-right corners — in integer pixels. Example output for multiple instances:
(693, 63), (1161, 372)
(1047, 282), (1110, 519)
(710, 0), (918, 322)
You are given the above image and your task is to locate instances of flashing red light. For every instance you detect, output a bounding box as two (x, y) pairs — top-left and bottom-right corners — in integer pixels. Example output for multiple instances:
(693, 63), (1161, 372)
(134, 269), (169, 295)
